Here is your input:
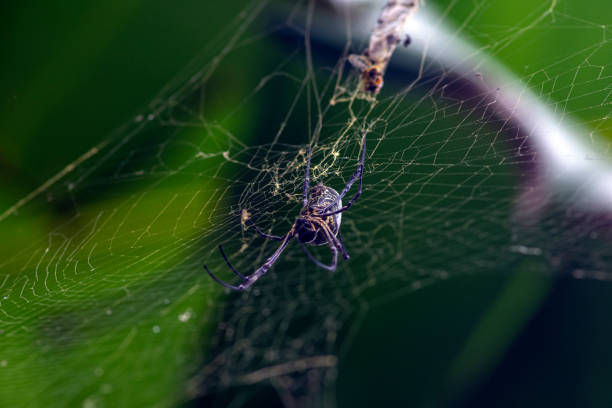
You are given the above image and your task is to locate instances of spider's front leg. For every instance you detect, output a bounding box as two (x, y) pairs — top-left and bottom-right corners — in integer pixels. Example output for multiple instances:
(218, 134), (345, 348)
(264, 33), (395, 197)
(335, 231), (350, 260)
(299, 219), (348, 272)
(204, 231), (295, 291)
(300, 242), (338, 272)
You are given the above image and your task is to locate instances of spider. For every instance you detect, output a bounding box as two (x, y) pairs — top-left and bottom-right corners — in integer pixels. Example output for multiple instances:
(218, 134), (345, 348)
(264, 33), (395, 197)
(204, 133), (366, 291)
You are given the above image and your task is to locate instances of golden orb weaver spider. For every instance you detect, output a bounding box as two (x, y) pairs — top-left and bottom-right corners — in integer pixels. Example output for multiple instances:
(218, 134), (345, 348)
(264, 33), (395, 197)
(204, 133), (366, 291)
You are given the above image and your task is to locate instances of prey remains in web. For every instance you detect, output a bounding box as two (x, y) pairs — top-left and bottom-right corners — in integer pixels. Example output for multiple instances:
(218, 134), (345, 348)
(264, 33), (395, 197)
(333, 0), (419, 104)
(204, 132), (366, 291)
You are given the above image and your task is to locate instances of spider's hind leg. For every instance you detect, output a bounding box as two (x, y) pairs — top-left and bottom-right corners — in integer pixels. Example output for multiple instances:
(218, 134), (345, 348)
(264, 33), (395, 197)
(302, 145), (312, 209)
(320, 131), (366, 217)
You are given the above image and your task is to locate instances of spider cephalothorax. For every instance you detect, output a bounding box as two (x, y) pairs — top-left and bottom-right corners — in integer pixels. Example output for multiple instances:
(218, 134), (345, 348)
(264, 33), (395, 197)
(204, 133), (366, 291)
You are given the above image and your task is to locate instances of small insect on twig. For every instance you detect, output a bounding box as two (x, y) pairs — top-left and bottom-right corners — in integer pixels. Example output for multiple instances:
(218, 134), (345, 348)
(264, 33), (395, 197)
(348, 0), (419, 98)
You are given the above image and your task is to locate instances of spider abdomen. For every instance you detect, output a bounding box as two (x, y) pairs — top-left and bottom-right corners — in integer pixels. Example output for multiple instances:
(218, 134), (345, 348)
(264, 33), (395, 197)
(296, 184), (342, 246)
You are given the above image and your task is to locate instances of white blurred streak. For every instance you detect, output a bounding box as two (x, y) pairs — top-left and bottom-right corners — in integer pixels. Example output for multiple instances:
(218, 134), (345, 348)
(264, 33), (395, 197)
(327, 0), (612, 215)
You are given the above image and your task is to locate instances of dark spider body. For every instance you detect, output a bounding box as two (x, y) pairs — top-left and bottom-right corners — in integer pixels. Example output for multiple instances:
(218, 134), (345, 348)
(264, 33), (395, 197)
(204, 133), (366, 291)
(296, 184), (342, 246)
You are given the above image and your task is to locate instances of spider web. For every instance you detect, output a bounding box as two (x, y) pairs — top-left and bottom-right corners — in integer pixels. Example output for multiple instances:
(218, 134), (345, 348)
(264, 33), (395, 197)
(0, 0), (611, 406)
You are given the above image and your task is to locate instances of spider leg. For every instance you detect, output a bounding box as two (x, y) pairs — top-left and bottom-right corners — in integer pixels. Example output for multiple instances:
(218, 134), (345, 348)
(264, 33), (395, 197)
(313, 219), (350, 262)
(204, 265), (244, 291)
(300, 242), (338, 272)
(302, 145), (312, 209)
(319, 132), (366, 217)
(246, 219), (283, 241)
(205, 231), (295, 291)
(324, 228), (349, 260)
(236, 232), (294, 290)
(336, 231), (350, 260)
(218, 245), (247, 280)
